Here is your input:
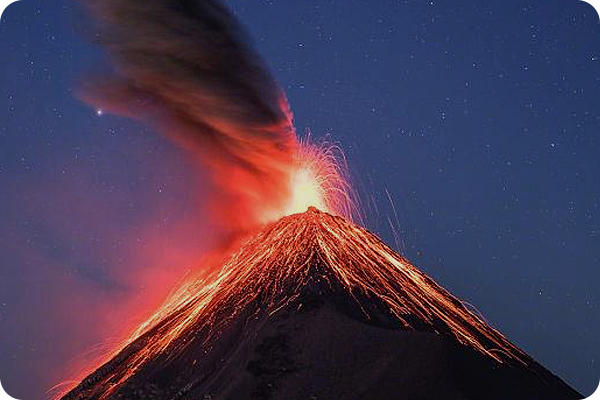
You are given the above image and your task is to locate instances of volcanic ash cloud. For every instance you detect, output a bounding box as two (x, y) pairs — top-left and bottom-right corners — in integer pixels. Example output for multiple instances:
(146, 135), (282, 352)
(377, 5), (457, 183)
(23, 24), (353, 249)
(81, 0), (299, 238)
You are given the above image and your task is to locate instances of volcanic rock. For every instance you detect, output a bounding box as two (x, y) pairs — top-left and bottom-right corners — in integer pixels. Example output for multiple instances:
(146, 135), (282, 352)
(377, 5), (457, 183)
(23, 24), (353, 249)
(61, 208), (581, 400)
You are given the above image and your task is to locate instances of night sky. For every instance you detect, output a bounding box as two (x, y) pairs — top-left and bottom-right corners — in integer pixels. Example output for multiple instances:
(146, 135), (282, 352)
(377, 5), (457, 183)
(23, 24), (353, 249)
(1, 0), (599, 399)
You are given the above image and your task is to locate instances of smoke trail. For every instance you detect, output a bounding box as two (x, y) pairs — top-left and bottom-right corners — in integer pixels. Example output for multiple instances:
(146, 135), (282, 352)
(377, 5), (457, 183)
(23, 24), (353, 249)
(81, 0), (298, 238)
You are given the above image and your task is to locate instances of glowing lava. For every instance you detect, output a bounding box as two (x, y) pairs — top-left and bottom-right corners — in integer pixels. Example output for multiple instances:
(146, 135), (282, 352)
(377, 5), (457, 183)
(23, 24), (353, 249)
(288, 165), (325, 214)
(58, 208), (530, 400)
(278, 141), (358, 221)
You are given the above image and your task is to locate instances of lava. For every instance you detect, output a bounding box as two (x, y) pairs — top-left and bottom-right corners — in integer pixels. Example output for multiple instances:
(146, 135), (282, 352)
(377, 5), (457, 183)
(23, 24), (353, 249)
(59, 208), (529, 400)
(279, 141), (358, 221)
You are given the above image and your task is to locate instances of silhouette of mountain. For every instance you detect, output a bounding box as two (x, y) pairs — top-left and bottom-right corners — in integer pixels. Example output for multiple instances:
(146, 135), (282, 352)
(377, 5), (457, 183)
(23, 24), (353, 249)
(60, 208), (581, 400)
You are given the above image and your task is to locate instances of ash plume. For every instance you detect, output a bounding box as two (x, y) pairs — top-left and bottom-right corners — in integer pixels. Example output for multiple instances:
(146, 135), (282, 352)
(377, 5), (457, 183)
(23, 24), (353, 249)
(81, 0), (298, 237)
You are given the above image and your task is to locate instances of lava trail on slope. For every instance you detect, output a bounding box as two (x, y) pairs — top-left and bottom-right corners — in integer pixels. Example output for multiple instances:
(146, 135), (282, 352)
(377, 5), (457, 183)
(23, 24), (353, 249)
(59, 208), (581, 400)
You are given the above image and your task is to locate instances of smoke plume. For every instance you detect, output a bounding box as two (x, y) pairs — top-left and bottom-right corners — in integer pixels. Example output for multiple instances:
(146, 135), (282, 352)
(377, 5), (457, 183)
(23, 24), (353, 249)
(81, 0), (298, 239)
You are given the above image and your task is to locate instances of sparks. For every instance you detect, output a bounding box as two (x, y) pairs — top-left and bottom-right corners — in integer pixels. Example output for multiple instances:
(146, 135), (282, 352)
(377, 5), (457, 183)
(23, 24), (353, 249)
(58, 208), (529, 400)
(287, 163), (325, 214)
(277, 139), (359, 222)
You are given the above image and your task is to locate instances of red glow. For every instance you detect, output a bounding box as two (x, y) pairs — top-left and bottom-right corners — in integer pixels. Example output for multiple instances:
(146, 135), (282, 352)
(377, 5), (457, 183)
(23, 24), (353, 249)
(58, 208), (529, 400)
(51, 140), (359, 399)
(268, 140), (358, 222)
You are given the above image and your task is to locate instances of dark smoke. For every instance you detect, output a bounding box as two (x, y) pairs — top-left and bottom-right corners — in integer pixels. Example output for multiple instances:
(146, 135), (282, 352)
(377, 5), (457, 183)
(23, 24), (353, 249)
(81, 0), (298, 238)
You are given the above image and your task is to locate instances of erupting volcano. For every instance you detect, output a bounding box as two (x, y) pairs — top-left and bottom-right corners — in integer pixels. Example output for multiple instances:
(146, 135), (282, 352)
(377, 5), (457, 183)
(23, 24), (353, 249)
(53, 1), (583, 399)
(59, 207), (580, 400)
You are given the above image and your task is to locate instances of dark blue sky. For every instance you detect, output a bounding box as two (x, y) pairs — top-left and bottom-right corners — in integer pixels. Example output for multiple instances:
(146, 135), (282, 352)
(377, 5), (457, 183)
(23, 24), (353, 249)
(1, 0), (599, 399)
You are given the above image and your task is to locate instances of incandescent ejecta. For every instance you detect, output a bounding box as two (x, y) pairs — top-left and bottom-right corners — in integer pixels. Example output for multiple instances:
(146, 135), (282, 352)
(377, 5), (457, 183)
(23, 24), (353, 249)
(53, 0), (585, 399)
(59, 208), (581, 400)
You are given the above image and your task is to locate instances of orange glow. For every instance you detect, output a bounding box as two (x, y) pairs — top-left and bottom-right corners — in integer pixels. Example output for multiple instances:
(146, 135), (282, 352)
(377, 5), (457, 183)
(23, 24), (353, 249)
(276, 140), (358, 221)
(287, 165), (326, 214)
(58, 208), (529, 400)
(51, 138), (361, 400)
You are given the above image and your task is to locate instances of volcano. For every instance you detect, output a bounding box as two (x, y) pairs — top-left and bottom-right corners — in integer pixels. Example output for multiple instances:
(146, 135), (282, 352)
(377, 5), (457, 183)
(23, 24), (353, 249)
(60, 208), (581, 400)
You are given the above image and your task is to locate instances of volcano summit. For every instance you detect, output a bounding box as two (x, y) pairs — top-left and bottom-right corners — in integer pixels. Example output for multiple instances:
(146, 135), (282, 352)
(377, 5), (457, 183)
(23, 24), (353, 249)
(60, 208), (580, 400)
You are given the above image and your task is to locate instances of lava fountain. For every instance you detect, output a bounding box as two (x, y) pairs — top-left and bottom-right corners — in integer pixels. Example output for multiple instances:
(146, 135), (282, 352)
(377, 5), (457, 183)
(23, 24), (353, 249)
(278, 140), (358, 221)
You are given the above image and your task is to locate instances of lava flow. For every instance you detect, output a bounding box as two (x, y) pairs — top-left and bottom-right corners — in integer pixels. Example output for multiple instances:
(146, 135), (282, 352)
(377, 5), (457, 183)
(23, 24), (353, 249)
(59, 206), (534, 400)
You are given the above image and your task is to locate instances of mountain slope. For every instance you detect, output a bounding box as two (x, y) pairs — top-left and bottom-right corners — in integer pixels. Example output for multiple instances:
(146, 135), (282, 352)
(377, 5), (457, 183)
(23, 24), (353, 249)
(60, 207), (581, 400)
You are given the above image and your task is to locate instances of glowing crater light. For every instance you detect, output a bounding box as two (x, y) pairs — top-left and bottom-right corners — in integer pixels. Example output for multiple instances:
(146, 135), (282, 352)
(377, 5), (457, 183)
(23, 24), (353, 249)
(286, 165), (327, 215)
(276, 140), (358, 221)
